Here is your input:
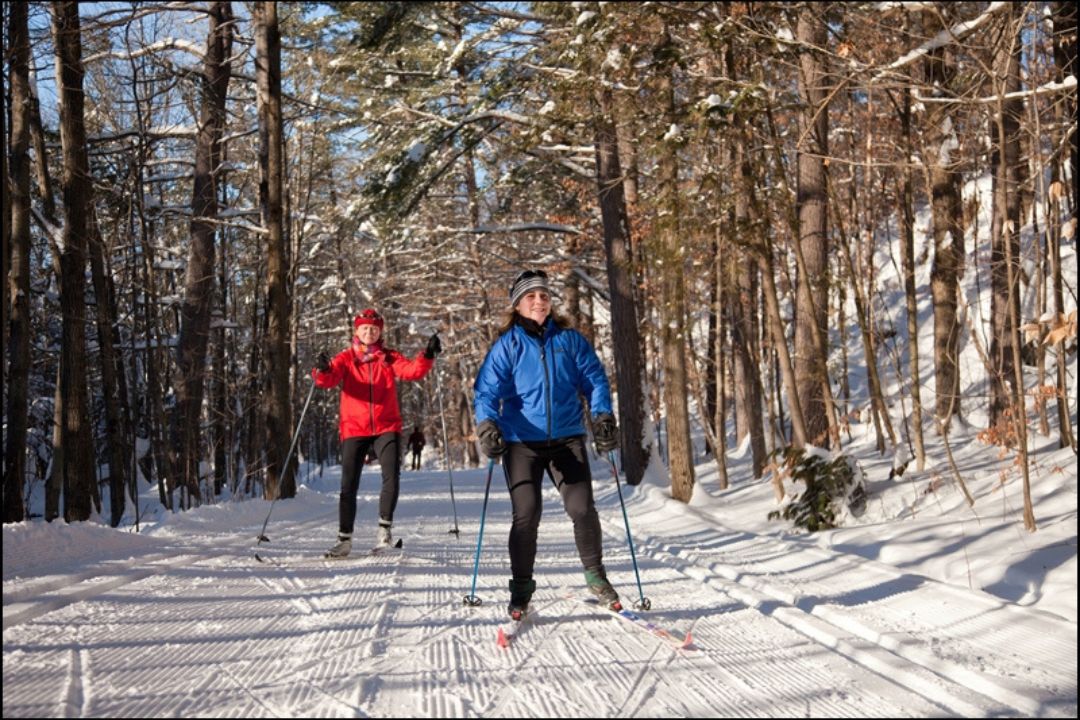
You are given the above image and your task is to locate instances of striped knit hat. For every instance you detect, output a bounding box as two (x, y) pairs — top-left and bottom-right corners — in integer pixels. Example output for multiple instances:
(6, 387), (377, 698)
(509, 269), (550, 308)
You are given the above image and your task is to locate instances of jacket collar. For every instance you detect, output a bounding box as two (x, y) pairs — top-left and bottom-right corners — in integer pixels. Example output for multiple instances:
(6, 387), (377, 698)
(515, 313), (552, 340)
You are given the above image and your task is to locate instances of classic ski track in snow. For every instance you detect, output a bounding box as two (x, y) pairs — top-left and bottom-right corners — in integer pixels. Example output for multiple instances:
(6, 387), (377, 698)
(61, 648), (88, 717)
(595, 484), (1076, 717)
(3, 474), (1076, 718)
(613, 527), (994, 715)
(3, 514), (332, 630)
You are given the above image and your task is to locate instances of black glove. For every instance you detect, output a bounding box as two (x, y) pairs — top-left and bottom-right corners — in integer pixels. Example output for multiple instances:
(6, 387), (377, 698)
(316, 351), (331, 373)
(477, 419), (507, 458)
(593, 412), (619, 453)
(424, 333), (442, 359)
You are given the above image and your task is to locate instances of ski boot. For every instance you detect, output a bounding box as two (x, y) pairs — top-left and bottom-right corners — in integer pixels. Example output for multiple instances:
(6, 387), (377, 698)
(375, 520), (393, 549)
(507, 577), (536, 621)
(324, 533), (352, 559)
(584, 565), (622, 611)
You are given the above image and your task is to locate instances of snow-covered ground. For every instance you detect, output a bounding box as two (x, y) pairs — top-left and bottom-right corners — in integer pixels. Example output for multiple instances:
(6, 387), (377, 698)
(3, 425), (1076, 718)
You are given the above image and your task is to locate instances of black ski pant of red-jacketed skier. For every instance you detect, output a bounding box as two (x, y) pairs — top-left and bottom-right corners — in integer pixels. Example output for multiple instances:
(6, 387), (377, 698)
(338, 432), (401, 535)
(502, 436), (603, 579)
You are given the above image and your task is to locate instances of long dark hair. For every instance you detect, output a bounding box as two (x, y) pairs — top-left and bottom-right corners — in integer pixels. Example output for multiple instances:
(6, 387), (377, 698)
(497, 310), (572, 336)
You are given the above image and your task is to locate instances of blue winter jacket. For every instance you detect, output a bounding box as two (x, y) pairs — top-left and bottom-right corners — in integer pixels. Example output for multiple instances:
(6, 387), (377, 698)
(474, 317), (613, 442)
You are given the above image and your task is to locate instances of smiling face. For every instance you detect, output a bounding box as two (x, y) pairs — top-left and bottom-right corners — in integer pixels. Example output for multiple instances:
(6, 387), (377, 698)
(515, 289), (551, 325)
(355, 323), (382, 346)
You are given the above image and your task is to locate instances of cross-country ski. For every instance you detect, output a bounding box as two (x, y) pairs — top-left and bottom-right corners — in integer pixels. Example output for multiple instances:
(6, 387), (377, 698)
(574, 596), (695, 650)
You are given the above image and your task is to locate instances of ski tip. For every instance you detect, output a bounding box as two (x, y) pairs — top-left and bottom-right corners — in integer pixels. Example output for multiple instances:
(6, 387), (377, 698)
(497, 628), (509, 648)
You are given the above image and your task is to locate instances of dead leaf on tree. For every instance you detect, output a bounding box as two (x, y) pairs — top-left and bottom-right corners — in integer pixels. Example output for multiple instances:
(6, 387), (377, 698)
(1041, 310), (1077, 346)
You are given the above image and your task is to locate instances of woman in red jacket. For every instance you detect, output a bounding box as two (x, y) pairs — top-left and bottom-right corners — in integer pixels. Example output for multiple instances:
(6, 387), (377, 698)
(313, 308), (441, 557)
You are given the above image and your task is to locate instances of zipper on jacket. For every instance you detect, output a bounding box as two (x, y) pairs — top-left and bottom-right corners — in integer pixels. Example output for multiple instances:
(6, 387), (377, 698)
(368, 362), (376, 434)
(539, 338), (553, 440)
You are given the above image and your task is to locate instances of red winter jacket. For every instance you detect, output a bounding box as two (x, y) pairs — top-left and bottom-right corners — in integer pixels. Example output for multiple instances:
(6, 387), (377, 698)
(312, 341), (433, 440)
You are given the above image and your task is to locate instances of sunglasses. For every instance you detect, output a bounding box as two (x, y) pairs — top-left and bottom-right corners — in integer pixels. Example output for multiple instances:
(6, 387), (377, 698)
(514, 270), (548, 284)
(359, 309), (382, 320)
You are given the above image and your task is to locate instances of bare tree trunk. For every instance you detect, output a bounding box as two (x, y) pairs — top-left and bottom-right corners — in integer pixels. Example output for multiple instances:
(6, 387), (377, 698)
(176, 1), (234, 504)
(48, 371), (63, 522)
(212, 236), (230, 495)
(708, 238), (729, 489)
(1053, 2), (1078, 208)
(52, 0), (99, 522)
(655, 24), (695, 502)
(991, 9), (1035, 531)
(5, 3), (31, 523)
(899, 85), (927, 470)
(141, 217), (173, 509)
(794, 6), (837, 449)
(1, 9), (8, 362)
(87, 208), (131, 526)
(989, 7), (1024, 429)
(929, 169), (964, 430)
(618, 109), (639, 207)
(456, 388), (474, 467)
(26, 41), (65, 523)
(916, 9), (966, 431)
(705, 263), (719, 457)
(119, 21), (168, 510)
(759, 246), (808, 449)
(1051, 1), (1077, 451)
(594, 86), (649, 486)
(731, 138), (767, 477)
(244, 281), (266, 496)
(256, 1), (293, 501)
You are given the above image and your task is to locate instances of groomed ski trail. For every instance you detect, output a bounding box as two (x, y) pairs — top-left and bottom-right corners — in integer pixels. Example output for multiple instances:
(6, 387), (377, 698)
(4, 467), (1076, 718)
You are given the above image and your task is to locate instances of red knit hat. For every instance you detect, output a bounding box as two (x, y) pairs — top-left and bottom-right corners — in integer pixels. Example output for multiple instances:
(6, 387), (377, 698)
(354, 308), (384, 329)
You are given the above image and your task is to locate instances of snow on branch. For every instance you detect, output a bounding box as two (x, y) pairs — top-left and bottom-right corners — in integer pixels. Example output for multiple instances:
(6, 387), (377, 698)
(468, 223), (583, 235)
(872, 2), (1010, 82)
(31, 206), (65, 251)
(439, 18), (523, 77)
(570, 266), (610, 302)
(85, 37), (206, 65)
(912, 75), (1077, 105)
(459, 109), (538, 127)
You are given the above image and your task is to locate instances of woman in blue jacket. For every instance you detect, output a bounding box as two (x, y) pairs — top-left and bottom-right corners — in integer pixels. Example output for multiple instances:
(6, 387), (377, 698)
(474, 269), (621, 620)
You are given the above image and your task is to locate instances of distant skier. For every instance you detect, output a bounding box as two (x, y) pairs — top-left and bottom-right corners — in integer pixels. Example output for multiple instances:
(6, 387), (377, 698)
(473, 269), (621, 620)
(407, 426), (426, 470)
(313, 309), (442, 557)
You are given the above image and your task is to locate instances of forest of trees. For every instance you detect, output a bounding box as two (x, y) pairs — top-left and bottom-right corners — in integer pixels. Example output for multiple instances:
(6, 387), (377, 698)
(2, 2), (1076, 531)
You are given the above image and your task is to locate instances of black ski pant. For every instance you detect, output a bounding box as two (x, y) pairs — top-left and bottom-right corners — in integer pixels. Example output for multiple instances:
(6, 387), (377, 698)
(501, 436), (603, 579)
(338, 432), (401, 535)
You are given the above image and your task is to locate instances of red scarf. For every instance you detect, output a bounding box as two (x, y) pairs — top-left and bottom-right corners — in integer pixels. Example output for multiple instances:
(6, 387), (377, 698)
(352, 338), (385, 364)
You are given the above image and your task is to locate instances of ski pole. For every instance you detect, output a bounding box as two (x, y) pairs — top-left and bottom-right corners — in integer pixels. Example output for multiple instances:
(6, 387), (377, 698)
(463, 459), (496, 606)
(608, 450), (651, 610)
(433, 357), (460, 536)
(255, 376), (317, 561)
